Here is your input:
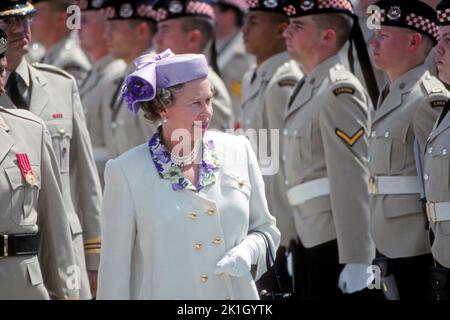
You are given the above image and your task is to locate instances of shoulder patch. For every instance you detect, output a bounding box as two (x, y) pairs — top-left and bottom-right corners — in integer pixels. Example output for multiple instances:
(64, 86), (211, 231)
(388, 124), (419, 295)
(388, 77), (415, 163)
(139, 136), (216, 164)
(31, 62), (74, 80)
(333, 87), (355, 96)
(278, 79), (298, 87)
(430, 99), (448, 108)
(336, 128), (365, 147)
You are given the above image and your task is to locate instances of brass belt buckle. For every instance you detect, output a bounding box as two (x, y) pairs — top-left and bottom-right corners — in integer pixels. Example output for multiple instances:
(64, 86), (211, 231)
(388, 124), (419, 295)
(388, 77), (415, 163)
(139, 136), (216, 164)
(369, 176), (378, 194)
(0, 234), (8, 259)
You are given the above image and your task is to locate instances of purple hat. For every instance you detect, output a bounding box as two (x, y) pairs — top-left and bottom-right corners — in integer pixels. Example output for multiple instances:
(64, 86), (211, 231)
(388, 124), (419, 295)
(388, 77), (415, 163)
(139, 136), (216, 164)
(122, 49), (209, 113)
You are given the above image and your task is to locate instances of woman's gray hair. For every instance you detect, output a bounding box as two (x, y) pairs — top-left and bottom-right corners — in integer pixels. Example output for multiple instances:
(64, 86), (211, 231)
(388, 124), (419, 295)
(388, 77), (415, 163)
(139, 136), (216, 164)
(139, 83), (185, 122)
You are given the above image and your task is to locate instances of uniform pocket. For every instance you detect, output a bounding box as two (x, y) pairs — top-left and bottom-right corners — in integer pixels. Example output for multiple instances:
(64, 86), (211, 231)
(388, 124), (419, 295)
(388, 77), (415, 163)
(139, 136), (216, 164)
(386, 122), (410, 173)
(295, 195), (332, 220)
(287, 122), (312, 169)
(46, 121), (73, 173)
(26, 256), (44, 286)
(4, 166), (41, 226)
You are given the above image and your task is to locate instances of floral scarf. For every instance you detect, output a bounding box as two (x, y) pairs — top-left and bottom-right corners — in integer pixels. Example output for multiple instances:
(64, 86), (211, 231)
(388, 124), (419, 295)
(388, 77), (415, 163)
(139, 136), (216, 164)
(148, 127), (220, 191)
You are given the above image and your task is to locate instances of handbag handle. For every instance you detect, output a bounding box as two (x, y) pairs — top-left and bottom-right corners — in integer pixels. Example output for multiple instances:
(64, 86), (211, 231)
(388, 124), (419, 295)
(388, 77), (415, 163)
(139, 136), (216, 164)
(251, 231), (286, 296)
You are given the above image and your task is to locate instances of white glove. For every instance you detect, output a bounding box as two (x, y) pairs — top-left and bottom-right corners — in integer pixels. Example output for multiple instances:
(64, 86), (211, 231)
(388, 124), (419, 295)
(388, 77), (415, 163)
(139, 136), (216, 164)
(338, 263), (373, 294)
(214, 238), (257, 278)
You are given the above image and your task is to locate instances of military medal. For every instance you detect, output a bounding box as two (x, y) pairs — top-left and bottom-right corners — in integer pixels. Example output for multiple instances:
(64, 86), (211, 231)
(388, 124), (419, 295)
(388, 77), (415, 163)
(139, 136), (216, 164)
(16, 153), (36, 186)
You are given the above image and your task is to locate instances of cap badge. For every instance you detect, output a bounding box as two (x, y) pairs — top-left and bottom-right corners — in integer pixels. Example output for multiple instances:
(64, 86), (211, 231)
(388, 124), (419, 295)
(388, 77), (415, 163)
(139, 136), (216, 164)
(300, 0), (314, 11)
(263, 0), (278, 8)
(387, 6), (401, 21)
(119, 3), (134, 18)
(169, 0), (183, 13)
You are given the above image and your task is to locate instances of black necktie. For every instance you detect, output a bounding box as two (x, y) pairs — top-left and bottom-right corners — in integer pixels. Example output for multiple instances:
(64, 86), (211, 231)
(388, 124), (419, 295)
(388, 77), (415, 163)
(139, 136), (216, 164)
(287, 77), (306, 110)
(437, 100), (450, 126)
(6, 71), (28, 109)
(377, 84), (390, 110)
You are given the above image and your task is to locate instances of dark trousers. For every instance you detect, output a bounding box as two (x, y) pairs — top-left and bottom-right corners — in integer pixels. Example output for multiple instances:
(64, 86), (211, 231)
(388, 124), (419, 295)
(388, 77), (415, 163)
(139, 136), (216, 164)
(430, 262), (449, 300)
(377, 253), (434, 300)
(255, 245), (292, 296)
(291, 238), (384, 300)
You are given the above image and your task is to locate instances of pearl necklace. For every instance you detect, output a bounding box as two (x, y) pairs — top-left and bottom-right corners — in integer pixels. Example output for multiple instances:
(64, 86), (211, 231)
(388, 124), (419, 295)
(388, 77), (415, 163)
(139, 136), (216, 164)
(170, 139), (201, 167)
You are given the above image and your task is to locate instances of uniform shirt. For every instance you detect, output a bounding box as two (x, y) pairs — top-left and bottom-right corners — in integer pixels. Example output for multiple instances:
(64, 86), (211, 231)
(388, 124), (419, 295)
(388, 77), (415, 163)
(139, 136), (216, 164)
(97, 131), (280, 299)
(0, 107), (80, 299)
(41, 34), (92, 87)
(11, 57), (103, 298)
(216, 32), (255, 124)
(424, 100), (450, 268)
(282, 54), (375, 265)
(80, 55), (127, 183)
(368, 64), (448, 259)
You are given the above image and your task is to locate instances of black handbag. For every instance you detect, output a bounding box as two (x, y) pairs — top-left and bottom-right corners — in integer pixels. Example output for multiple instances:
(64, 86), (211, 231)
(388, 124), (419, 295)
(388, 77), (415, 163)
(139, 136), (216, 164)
(252, 231), (292, 300)
(430, 266), (449, 300)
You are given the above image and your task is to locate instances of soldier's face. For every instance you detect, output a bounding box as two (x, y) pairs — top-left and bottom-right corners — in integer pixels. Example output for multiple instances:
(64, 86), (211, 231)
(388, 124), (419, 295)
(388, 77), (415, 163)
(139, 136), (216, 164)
(160, 77), (213, 138)
(241, 11), (281, 56)
(283, 16), (320, 63)
(105, 20), (139, 60)
(436, 26), (450, 84)
(80, 10), (107, 54)
(370, 26), (412, 72)
(31, 2), (59, 44)
(154, 19), (189, 54)
(0, 15), (33, 57)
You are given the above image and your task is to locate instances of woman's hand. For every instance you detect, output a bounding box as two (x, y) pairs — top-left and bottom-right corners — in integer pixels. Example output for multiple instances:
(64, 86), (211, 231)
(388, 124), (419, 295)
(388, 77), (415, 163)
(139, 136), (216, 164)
(214, 239), (258, 277)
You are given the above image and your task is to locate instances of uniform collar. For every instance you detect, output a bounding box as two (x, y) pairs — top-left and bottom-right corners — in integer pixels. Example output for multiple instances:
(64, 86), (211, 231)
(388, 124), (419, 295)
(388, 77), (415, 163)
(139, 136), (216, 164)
(306, 54), (342, 83)
(0, 110), (10, 132)
(389, 63), (428, 93)
(14, 56), (30, 88)
(256, 51), (289, 80)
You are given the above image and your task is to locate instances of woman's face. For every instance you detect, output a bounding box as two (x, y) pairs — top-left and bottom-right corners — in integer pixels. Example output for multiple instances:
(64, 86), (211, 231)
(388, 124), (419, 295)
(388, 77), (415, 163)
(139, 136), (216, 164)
(161, 77), (213, 142)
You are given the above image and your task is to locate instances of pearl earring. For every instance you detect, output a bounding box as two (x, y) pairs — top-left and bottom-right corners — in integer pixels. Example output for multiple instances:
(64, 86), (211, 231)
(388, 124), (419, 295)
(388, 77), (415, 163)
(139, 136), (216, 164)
(162, 117), (168, 124)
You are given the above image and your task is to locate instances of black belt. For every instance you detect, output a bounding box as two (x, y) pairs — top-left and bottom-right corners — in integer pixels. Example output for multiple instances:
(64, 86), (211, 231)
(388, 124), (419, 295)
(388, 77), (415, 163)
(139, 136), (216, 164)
(0, 233), (38, 258)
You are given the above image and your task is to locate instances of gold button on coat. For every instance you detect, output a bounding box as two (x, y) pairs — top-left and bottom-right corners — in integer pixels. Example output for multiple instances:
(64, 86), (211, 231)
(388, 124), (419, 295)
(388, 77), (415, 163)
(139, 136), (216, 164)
(207, 209), (215, 216)
(212, 237), (221, 245)
(189, 212), (197, 219)
(195, 243), (203, 250)
(201, 275), (208, 282)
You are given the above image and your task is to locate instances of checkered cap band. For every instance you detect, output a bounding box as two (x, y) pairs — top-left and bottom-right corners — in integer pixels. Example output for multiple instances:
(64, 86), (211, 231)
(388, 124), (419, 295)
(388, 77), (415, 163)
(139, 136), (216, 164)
(317, 0), (353, 13)
(438, 8), (450, 24)
(186, 1), (215, 19)
(406, 13), (439, 40)
(246, 0), (259, 8)
(283, 4), (296, 16)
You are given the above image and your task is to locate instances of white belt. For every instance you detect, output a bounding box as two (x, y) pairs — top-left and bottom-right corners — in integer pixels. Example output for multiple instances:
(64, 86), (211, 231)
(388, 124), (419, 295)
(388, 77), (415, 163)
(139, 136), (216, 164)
(426, 202), (450, 223)
(287, 178), (330, 206)
(368, 176), (419, 195)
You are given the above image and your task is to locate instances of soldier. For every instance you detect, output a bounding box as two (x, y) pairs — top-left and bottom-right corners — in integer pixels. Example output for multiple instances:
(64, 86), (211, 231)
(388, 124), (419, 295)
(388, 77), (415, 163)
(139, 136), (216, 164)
(0, 29), (80, 299)
(238, 0), (303, 294)
(97, 0), (157, 159)
(0, 0), (102, 299)
(76, 0), (126, 184)
(422, 0), (450, 300)
(368, 0), (448, 300)
(152, 0), (233, 131)
(212, 0), (255, 125)
(31, 0), (92, 86)
(281, 0), (378, 299)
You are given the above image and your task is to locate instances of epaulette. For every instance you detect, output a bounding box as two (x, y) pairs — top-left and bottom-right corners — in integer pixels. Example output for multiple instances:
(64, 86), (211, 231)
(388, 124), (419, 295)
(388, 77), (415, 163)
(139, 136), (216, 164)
(278, 79), (298, 87)
(422, 73), (450, 108)
(0, 106), (43, 125)
(329, 64), (357, 96)
(31, 62), (74, 80)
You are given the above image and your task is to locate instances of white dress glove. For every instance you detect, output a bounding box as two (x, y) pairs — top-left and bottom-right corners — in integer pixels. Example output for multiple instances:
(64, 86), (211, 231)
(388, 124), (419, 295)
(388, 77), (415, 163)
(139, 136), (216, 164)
(214, 238), (258, 278)
(338, 263), (373, 294)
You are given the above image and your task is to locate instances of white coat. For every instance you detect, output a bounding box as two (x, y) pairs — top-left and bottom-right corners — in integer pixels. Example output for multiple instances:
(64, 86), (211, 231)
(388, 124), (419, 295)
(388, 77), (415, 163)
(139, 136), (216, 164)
(97, 131), (280, 299)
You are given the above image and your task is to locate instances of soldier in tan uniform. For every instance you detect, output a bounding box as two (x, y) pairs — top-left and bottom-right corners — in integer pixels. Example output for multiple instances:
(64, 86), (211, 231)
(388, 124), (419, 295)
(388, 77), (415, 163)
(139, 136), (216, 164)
(152, 0), (233, 131)
(76, 0), (126, 184)
(422, 0), (450, 300)
(0, 30), (80, 300)
(212, 0), (255, 125)
(281, 0), (379, 299)
(368, 0), (447, 300)
(97, 0), (158, 159)
(238, 0), (303, 294)
(31, 0), (92, 86)
(0, 0), (102, 299)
